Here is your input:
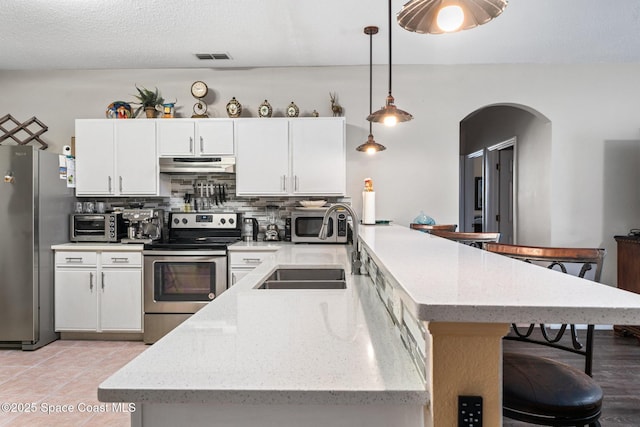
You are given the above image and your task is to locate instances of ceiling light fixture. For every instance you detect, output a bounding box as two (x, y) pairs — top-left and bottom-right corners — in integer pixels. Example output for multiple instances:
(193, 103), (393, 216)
(357, 26), (386, 154)
(397, 0), (507, 34)
(367, 0), (413, 127)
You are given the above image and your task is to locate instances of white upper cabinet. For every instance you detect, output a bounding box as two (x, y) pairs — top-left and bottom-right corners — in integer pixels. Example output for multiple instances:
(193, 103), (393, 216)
(115, 120), (158, 195)
(157, 119), (234, 157)
(75, 120), (115, 195)
(235, 118), (345, 196)
(75, 119), (160, 196)
(291, 118), (345, 195)
(235, 119), (290, 195)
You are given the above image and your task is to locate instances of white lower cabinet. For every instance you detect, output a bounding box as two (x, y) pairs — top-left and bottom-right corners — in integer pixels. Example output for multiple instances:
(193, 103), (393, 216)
(54, 250), (142, 332)
(228, 250), (277, 286)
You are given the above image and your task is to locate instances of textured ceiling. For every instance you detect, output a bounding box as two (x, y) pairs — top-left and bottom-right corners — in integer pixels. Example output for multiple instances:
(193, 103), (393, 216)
(1, 0), (640, 70)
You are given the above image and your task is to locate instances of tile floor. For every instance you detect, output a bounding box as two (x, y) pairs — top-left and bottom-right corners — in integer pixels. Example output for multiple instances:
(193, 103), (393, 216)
(0, 340), (147, 427)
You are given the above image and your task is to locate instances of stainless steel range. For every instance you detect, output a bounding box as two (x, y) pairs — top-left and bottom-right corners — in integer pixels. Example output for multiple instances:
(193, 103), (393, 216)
(142, 212), (241, 344)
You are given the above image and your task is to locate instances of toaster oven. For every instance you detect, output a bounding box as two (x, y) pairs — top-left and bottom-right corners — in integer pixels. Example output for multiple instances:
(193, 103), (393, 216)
(70, 213), (126, 242)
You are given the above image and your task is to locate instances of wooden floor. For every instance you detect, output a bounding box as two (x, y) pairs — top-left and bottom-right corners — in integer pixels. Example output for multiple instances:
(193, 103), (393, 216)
(503, 329), (640, 426)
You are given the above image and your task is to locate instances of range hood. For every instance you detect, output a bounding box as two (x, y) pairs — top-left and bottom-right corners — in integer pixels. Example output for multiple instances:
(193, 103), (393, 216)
(159, 157), (235, 174)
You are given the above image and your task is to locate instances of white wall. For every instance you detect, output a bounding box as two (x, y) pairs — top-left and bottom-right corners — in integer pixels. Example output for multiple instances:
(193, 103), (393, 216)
(2, 63), (640, 285)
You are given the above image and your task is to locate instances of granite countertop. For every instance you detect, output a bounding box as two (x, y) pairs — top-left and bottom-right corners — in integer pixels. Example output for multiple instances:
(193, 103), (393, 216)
(98, 224), (640, 406)
(99, 243), (428, 405)
(360, 225), (640, 325)
(52, 242), (144, 251)
(227, 240), (293, 251)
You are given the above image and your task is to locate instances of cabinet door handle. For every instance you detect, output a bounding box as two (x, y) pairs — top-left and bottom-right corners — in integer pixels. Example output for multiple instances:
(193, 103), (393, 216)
(119, 176), (123, 192)
(64, 257), (83, 263)
(281, 175), (287, 192)
(243, 258), (262, 263)
(111, 257), (129, 263)
(295, 175), (299, 191)
(108, 176), (112, 192)
(189, 137), (194, 153)
(101, 272), (105, 290)
(89, 272), (94, 291)
(200, 136), (204, 152)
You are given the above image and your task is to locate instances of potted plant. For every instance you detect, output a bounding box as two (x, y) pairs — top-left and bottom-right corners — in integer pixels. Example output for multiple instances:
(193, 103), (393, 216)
(133, 86), (164, 118)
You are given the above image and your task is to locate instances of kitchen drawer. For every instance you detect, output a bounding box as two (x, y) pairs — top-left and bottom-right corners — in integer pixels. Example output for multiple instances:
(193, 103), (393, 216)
(101, 252), (142, 267)
(228, 251), (275, 267)
(55, 251), (97, 267)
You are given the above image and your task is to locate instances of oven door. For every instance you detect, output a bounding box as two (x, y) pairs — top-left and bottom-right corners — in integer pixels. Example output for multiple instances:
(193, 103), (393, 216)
(292, 215), (335, 243)
(143, 250), (227, 314)
(70, 214), (109, 242)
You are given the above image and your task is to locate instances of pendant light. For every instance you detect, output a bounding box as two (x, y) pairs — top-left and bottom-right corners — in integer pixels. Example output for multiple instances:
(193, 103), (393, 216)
(367, 0), (413, 127)
(357, 26), (387, 154)
(397, 0), (507, 35)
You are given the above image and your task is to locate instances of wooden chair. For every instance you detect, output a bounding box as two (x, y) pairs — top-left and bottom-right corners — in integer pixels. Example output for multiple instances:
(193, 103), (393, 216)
(409, 223), (457, 233)
(485, 243), (606, 427)
(428, 230), (500, 249)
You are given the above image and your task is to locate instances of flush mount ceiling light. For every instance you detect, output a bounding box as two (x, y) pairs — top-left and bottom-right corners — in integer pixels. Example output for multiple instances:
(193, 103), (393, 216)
(357, 26), (386, 154)
(397, 0), (507, 34)
(367, 0), (413, 127)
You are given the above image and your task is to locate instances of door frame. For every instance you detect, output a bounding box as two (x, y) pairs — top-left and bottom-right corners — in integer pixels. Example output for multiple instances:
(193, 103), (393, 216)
(484, 137), (517, 242)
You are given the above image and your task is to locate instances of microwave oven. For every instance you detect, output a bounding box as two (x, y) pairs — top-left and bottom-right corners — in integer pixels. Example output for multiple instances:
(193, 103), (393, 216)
(291, 208), (348, 243)
(70, 213), (126, 242)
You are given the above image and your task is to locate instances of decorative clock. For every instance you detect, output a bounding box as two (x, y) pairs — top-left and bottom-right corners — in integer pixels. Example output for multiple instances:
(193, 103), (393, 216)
(258, 100), (273, 118)
(190, 81), (209, 118)
(226, 97), (242, 118)
(286, 101), (299, 118)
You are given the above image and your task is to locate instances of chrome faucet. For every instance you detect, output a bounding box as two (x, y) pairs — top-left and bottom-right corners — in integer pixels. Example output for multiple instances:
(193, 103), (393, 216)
(319, 203), (362, 275)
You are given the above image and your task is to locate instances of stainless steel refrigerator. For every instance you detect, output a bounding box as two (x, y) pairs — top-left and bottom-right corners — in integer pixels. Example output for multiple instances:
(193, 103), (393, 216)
(0, 145), (74, 350)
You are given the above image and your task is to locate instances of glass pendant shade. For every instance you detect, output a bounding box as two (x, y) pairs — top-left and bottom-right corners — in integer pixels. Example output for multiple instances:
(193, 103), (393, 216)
(397, 0), (507, 34)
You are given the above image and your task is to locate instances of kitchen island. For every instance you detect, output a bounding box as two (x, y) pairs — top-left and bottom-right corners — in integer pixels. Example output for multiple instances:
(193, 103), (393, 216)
(99, 224), (640, 426)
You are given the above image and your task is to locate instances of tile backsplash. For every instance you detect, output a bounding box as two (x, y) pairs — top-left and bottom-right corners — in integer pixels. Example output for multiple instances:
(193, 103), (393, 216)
(77, 173), (350, 239)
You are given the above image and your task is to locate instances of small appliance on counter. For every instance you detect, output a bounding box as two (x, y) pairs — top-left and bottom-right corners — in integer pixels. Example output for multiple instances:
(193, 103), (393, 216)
(264, 205), (280, 241)
(291, 207), (348, 244)
(121, 208), (164, 244)
(70, 212), (126, 242)
(242, 217), (259, 241)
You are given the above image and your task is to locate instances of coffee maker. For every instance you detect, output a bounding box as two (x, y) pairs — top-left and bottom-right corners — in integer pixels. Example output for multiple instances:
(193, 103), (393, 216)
(121, 209), (164, 244)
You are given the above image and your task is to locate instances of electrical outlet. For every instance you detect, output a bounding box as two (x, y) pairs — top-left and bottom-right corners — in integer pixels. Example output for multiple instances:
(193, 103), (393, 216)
(458, 395), (482, 427)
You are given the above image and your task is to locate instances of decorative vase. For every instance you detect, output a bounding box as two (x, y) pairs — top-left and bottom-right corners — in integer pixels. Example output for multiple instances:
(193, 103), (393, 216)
(144, 107), (157, 119)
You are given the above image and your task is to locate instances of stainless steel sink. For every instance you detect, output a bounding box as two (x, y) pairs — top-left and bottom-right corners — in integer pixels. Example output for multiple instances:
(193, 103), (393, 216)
(256, 268), (347, 290)
(265, 268), (345, 281)
(258, 280), (346, 290)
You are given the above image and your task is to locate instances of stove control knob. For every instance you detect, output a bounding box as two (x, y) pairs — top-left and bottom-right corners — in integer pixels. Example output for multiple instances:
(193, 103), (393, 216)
(220, 218), (226, 224)
(173, 218), (179, 224)
(228, 218), (235, 224)
(182, 218), (188, 224)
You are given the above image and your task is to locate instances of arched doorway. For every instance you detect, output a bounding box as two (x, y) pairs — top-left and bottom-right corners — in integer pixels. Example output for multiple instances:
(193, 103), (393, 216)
(459, 104), (552, 246)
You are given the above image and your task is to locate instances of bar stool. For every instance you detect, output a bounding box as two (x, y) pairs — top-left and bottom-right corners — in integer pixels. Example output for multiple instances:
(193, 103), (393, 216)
(485, 243), (606, 427)
(409, 223), (457, 233)
(428, 230), (500, 249)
